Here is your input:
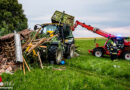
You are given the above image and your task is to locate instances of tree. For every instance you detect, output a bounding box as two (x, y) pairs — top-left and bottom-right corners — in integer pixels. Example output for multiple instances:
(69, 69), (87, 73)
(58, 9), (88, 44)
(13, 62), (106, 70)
(0, 0), (28, 36)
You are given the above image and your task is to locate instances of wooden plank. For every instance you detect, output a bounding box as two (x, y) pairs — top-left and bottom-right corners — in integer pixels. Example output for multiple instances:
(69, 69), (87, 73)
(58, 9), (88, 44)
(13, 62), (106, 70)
(37, 52), (43, 69)
(22, 36), (32, 50)
(23, 56), (31, 72)
(27, 38), (47, 54)
(27, 34), (58, 54)
(23, 62), (25, 75)
(30, 28), (42, 43)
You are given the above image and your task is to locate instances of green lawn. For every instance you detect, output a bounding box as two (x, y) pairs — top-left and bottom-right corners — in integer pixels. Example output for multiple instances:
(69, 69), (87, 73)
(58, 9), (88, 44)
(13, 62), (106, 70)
(1, 38), (130, 90)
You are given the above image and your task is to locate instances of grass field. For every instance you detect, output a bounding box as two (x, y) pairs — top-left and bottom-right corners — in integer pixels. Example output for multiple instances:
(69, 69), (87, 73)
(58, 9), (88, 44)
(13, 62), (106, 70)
(1, 38), (130, 90)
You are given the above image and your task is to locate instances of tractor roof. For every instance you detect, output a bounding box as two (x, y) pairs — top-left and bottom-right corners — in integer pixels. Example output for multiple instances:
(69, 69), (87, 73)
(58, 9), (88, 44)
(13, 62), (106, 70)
(41, 23), (63, 26)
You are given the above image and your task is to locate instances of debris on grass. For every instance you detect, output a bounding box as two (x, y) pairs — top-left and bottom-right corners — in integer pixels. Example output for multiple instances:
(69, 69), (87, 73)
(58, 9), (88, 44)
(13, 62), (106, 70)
(53, 66), (66, 71)
(113, 65), (120, 68)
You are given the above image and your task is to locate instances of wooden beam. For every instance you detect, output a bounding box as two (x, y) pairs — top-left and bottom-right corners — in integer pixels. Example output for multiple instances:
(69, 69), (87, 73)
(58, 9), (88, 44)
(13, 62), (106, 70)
(23, 56), (31, 72)
(23, 61), (25, 75)
(37, 52), (43, 69)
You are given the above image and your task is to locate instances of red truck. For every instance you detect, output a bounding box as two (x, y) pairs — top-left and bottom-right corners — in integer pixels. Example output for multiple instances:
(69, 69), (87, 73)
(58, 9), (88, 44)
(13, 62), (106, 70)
(72, 20), (130, 60)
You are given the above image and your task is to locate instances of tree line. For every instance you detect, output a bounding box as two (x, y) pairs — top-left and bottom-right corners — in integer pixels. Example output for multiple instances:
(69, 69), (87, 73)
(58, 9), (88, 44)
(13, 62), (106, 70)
(0, 0), (28, 36)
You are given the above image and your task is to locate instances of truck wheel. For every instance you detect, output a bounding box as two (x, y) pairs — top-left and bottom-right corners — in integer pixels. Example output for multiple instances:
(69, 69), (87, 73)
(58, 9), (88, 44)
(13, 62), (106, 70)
(93, 48), (103, 57)
(48, 45), (63, 64)
(123, 51), (130, 60)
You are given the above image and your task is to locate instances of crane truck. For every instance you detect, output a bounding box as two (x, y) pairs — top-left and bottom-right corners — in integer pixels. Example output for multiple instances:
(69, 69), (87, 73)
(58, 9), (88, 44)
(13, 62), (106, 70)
(72, 20), (130, 60)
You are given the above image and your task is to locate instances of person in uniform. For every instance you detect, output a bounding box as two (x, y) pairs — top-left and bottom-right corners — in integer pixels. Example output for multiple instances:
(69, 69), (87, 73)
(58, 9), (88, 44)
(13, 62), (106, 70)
(109, 38), (118, 60)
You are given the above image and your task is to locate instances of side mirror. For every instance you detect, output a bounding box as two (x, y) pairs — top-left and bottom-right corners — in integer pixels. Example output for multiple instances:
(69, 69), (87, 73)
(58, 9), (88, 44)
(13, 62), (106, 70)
(34, 25), (38, 30)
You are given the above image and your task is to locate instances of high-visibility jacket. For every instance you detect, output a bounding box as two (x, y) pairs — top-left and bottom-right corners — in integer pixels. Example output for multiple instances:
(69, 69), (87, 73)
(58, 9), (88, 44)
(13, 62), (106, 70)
(110, 42), (118, 55)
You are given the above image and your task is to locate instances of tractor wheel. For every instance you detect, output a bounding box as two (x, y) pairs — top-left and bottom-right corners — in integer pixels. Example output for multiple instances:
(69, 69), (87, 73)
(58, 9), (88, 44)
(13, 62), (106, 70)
(93, 48), (104, 57)
(64, 44), (75, 59)
(48, 45), (63, 64)
(123, 51), (130, 60)
(69, 44), (75, 58)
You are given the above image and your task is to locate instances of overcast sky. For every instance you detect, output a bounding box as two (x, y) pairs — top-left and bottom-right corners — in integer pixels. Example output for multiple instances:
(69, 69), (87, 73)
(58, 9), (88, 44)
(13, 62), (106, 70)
(18, 0), (130, 37)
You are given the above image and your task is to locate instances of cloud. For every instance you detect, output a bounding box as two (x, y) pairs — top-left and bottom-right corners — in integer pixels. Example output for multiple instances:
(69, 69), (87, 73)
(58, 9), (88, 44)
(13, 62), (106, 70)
(73, 26), (130, 37)
(18, 0), (130, 37)
(76, 16), (116, 23)
(30, 16), (51, 21)
(104, 26), (130, 36)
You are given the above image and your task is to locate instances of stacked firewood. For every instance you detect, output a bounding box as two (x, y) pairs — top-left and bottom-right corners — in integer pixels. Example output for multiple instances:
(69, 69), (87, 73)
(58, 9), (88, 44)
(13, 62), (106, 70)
(0, 29), (32, 74)
(0, 39), (15, 61)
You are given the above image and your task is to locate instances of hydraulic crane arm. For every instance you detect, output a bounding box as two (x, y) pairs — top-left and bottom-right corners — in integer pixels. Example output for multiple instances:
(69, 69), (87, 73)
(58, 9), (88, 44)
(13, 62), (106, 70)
(72, 20), (115, 38)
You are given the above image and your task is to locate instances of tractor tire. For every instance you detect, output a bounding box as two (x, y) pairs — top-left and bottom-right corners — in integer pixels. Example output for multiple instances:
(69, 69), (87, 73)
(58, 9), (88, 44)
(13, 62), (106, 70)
(48, 45), (63, 64)
(70, 44), (75, 58)
(93, 48), (104, 57)
(64, 44), (75, 59)
(123, 51), (130, 60)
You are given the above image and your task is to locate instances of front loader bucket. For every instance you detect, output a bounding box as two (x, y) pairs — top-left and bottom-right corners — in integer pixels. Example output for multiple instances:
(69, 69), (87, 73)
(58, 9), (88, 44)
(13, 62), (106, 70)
(51, 10), (74, 26)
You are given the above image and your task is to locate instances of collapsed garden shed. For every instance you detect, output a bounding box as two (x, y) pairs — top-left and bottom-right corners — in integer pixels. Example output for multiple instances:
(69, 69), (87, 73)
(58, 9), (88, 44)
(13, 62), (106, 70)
(0, 29), (32, 74)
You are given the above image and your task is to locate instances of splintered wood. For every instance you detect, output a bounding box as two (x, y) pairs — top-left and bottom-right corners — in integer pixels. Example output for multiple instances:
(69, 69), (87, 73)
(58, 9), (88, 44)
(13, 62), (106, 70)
(0, 29), (32, 74)
(0, 28), (57, 74)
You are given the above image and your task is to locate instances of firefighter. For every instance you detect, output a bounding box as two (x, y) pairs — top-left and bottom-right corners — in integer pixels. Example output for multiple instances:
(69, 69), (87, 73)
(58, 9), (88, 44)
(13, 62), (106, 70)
(109, 38), (118, 60)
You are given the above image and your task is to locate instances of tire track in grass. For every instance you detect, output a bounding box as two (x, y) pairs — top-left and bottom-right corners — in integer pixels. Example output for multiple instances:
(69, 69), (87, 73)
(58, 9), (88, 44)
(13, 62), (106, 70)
(66, 65), (130, 88)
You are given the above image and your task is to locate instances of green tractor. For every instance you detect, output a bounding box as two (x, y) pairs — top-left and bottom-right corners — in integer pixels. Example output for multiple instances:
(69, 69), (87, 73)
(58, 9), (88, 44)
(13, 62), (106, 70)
(34, 11), (75, 64)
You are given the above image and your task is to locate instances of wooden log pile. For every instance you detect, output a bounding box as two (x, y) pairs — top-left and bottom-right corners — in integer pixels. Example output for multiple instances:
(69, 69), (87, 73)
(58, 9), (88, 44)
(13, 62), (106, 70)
(0, 28), (58, 75)
(0, 29), (32, 74)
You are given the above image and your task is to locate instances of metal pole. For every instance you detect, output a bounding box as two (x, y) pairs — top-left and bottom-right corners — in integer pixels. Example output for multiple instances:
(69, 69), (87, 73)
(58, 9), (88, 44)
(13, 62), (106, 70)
(14, 31), (23, 63)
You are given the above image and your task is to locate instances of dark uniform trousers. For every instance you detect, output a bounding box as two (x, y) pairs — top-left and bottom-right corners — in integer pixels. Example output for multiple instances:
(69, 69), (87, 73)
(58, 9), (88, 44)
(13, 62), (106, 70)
(110, 47), (118, 60)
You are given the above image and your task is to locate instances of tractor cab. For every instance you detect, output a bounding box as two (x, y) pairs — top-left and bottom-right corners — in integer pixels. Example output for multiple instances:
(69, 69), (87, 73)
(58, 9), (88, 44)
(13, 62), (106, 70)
(41, 24), (57, 34)
(38, 23), (74, 42)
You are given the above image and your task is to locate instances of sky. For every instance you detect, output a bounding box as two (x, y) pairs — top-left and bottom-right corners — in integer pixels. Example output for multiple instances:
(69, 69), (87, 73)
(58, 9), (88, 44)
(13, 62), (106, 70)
(18, 0), (130, 37)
